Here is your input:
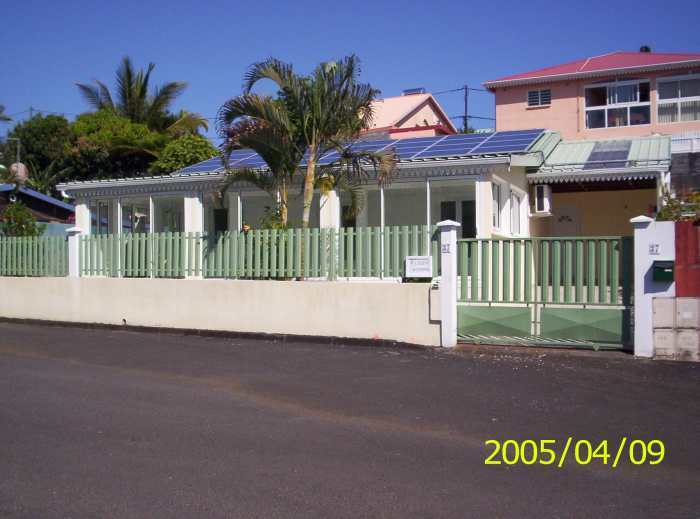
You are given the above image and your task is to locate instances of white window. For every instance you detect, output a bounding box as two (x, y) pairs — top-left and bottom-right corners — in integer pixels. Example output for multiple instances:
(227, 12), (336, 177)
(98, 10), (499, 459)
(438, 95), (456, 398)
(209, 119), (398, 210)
(492, 183), (502, 229)
(510, 192), (521, 235)
(90, 201), (110, 235)
(657, 74), (700, 124)
(527, 89), (551, 107)
(584, 79), (651, 129)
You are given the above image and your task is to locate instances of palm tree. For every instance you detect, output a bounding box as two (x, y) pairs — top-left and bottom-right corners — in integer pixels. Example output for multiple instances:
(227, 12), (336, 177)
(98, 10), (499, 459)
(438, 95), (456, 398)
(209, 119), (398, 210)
(167, 110), (209, 137)
(243, 55), (395, 229)
(217, 95), (305, 227)
(76, 56), (193, 132)
(26, 158), (69, 196)
(0, 105), (11, 122)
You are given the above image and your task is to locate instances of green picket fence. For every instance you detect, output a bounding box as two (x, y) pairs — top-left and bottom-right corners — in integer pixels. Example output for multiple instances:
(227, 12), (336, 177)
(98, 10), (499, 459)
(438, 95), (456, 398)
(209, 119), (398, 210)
(0, 235), (68, 277)
(80, 225), (439, 280)
(456, 237), (633, 306)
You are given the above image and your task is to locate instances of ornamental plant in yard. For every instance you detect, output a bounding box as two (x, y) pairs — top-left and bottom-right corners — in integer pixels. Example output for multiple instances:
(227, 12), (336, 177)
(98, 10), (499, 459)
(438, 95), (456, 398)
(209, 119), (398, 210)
(149, 134), (218, 174)
(0, 201), (45, 236)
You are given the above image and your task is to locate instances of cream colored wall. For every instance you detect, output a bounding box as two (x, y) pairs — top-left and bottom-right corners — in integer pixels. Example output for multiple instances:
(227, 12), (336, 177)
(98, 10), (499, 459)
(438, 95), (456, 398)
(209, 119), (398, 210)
(398, 102), (446, 128)
(0, 278), (441, 347)
(530, 188), (656, 237)
(493, 69), (700, 139)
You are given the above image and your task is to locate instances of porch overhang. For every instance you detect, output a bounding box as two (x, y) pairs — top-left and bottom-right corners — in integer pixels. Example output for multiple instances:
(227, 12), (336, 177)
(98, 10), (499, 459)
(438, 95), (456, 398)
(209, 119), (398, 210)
(57, 172), (225, 199)
(528, 167), (664, 184)
(56, 156), (512, 199)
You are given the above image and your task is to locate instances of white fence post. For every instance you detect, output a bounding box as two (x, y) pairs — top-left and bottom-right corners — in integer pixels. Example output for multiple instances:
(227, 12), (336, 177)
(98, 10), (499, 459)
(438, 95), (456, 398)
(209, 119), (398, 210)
(437, 220), (461, 347)
(66, 226), (83, 278)
(631, 215), (676, 358)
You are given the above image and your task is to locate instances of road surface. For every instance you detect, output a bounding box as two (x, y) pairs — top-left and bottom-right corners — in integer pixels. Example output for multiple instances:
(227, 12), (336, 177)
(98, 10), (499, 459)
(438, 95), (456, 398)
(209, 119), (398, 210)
(0, 322), (698, 518)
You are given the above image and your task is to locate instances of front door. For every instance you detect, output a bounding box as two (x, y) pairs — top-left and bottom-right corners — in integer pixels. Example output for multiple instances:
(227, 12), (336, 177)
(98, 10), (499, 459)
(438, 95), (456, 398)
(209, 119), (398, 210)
(461, 201), (476, 238)
(440, 201), (476, 238)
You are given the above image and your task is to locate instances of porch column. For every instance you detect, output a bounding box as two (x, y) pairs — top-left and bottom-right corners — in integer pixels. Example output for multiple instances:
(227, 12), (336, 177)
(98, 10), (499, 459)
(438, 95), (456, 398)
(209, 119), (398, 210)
(184, 193), (204, 232)
(319, 189), (340, 229)
(149, 197), (155, 234)
(226, 191), (240, 232)
(437, 219), (461, 347)
(474, 175), (489, 238)
(74, 199), (90, 235)
(108, 199), (121, 235)
(184, 193), (204, 278)
(380, 185), (385, 277)
(425, 179), (431, 253)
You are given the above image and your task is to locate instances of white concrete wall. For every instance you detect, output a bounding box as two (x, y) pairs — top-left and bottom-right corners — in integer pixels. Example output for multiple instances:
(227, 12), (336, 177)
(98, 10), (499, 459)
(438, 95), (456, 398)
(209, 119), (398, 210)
(632, 218), (676, 358)
(653, 297), (700, 362)
(0, 278), (441, 347)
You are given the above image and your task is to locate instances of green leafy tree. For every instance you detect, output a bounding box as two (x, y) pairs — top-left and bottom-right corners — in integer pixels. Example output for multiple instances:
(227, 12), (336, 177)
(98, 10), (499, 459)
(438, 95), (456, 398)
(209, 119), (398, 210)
(76, 56), (199, 132)
(64, 110), (168, 180)
(656, 190), (700, 221)
(0, 201), (44, 236)
(149, 134), (218, 174)
(1, 114), (72, 173)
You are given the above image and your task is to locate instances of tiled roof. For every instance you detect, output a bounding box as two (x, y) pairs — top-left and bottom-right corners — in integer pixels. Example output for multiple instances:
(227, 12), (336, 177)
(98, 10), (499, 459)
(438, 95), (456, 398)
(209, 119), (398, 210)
(484, 51), (700, 88)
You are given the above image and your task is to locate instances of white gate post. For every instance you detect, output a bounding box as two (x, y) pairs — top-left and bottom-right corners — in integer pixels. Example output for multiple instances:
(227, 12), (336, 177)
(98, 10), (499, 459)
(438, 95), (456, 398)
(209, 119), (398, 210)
(66, 226), (83, 278)
(437, 220), (461, 347)
(631, 215), (676, 358)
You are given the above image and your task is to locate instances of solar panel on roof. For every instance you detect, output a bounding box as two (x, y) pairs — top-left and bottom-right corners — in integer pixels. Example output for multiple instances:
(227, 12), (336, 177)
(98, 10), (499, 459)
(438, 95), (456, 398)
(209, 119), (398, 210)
(412, 133), (489, 159)
(177, 157), (223, 174)
(583, 141), (631, 170)
(316, 139), (397, 165)
(176, 128), (547, 173)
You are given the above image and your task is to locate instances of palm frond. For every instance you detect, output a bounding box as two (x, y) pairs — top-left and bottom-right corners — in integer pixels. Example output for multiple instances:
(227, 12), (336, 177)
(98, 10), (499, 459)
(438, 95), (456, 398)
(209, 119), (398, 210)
(76, 83), (103, 110)
(167, 111), (209, 136)
(147, 81), (187, 125)
(0, 105), (11, 122)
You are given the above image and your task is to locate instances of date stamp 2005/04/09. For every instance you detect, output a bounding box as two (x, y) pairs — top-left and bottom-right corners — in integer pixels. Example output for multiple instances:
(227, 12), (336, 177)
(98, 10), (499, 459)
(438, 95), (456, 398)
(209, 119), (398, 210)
(484, 438), (665, 468)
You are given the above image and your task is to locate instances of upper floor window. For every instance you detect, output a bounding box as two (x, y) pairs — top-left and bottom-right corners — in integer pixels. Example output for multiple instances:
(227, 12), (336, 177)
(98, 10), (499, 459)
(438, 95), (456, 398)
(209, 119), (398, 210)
(657, 74), (700, 124)
(527, 89), (551, 107)
(584, 80), (650, 129)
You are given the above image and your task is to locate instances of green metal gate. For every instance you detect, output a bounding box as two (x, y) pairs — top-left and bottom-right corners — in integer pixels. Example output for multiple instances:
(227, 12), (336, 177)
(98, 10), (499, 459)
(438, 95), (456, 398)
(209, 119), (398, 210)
(456, 236), (633, 349)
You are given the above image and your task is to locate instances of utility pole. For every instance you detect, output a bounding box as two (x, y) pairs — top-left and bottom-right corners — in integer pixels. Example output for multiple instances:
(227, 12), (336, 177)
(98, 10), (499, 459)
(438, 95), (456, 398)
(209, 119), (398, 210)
(463, 85), (469, 133)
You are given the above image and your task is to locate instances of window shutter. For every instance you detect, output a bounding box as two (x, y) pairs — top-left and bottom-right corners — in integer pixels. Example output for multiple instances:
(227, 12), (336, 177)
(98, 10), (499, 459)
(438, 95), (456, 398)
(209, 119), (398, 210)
(540, 89), (551, 105)
(527, 90), (540, 106)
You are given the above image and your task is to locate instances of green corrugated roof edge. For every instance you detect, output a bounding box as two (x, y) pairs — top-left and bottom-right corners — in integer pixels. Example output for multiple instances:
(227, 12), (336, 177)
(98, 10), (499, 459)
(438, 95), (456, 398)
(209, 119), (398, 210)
(510, 131), (562, 167)
(536, 134), (671, 173)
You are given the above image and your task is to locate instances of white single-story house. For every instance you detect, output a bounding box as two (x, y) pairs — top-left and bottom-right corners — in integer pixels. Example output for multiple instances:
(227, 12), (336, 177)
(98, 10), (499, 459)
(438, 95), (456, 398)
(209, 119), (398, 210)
(56, 129), (671, 242)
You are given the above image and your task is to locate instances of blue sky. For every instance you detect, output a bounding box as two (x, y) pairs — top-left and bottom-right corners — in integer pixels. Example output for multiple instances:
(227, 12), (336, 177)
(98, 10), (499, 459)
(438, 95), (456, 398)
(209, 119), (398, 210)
(1, 0), (698, 141)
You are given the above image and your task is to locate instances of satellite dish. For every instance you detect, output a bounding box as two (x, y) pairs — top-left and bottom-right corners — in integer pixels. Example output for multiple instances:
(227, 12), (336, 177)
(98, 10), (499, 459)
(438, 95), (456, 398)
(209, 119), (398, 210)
(10, 162), (28, 184)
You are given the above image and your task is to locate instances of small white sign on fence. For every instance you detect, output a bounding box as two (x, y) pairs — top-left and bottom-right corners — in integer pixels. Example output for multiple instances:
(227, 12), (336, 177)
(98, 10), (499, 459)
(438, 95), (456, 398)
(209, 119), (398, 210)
(405, 256), (432, 278)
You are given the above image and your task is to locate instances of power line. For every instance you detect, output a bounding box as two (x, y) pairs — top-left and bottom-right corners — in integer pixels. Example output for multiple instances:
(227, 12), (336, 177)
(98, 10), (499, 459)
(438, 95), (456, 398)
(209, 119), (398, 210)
(433, 86), (489, 95)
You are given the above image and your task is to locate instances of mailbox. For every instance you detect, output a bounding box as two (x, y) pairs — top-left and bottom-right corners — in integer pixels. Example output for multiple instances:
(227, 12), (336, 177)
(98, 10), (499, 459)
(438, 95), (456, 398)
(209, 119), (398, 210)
(652, 260), (674, 282)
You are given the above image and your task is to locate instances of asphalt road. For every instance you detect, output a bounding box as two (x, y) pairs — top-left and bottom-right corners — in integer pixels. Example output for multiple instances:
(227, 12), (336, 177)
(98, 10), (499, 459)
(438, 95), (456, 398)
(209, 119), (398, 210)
(0, 322), (698, 518)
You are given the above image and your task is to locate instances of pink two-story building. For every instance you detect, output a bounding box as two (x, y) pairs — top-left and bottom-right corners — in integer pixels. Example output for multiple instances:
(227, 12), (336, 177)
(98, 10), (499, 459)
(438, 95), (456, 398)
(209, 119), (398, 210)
(483, 49), (699, 236)
(484, 49), (700, 140)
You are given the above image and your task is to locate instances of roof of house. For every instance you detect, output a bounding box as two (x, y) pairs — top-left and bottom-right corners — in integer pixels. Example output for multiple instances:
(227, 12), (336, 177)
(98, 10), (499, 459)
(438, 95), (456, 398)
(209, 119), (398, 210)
(530, 134), (671, 184)
(367, 93), (458, 133)
(0, 184), (75, 212)
(57, 129), (547, 194)
(484, 51), (700, 89)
